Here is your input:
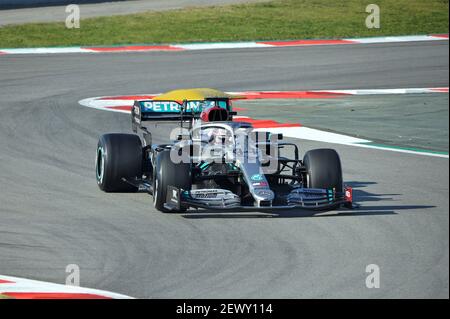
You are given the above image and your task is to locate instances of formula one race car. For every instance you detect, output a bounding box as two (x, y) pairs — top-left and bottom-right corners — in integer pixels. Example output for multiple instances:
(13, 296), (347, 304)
(95, 88), (353, 213)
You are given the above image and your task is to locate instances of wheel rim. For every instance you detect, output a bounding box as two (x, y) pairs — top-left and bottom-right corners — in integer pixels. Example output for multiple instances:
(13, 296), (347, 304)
(153, 178), (158, 207)
(96, 147), (105, 184)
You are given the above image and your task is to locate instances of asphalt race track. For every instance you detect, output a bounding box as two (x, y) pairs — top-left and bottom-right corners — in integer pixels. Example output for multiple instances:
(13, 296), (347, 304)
(0, 41), (448, 298)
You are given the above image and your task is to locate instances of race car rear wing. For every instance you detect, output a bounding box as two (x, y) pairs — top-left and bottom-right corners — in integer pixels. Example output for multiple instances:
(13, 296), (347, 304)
(131, 99), (237, 141)
(132, 99), (235, 123)
(132, 100), (197, 124)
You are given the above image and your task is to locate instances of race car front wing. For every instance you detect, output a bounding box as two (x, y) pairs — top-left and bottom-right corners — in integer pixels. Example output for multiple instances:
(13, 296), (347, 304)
(164, 185), (354, 212)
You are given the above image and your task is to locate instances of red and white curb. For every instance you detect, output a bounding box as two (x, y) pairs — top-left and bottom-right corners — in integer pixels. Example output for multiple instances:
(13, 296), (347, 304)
(78, 87), (449, 158)
(0, 275), (133, 299)
(0, 34), (447, 55)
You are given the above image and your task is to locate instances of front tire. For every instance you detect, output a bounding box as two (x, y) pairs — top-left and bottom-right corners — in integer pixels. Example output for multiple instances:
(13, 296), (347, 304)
(96, 133), (142, 192)
(303, 148), (343, 193)
(153, 150), (191, 213)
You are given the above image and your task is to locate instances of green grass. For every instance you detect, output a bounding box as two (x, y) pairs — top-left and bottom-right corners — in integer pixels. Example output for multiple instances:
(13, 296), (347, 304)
(0, 0), (448, 48)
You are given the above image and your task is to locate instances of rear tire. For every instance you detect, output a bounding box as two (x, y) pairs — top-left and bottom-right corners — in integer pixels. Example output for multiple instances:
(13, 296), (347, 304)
(96, 133), (142, 192)
(303, 148), (343, 193)
(153, 150), (191, 213)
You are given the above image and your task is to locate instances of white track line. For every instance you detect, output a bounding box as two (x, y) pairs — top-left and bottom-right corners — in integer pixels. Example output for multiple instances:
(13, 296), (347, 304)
(346, 35), (447, 44)
(78, 97), (133, 114)
(0, 275), (133, 299)
(176, 42), (272, 50)
(315, 88), (449, 95)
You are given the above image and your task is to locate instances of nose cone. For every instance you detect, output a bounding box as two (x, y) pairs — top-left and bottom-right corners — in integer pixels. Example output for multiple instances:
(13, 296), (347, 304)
(253, 189), (275, 202)
(200, 107), (229, 122)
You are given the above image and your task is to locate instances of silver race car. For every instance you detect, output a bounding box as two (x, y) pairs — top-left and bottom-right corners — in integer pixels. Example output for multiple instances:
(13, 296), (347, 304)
(95, 88), (353, 213)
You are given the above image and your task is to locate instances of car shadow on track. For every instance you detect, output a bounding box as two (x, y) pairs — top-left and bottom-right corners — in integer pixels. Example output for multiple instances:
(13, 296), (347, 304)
(180, 181), (435, 219)
(347, 181), (401, 203)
